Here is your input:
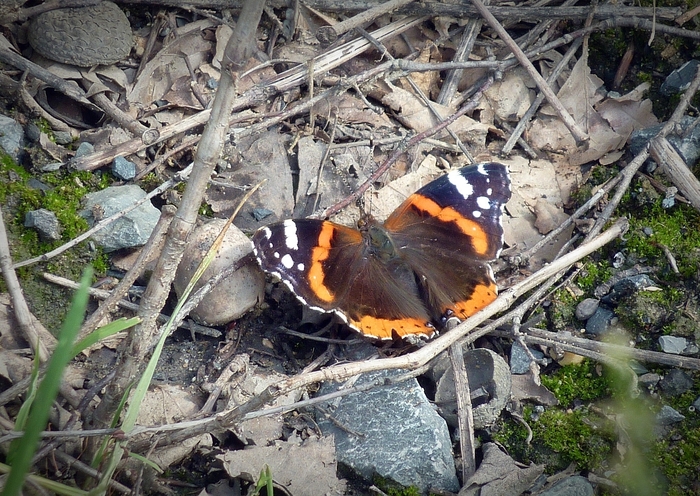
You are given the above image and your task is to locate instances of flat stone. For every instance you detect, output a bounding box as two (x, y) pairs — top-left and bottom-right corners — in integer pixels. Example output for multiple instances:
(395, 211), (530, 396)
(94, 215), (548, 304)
(658, 335), (688, 355)
(575, 298), (600, 321)
(659, 368), (693, 397)
(24, 208), (61, 241)
(656, 405), (685, 425)
(28, 2), (132, 67)
(538, 475), (594, 496)
(80, 185), (159, 252)
(585, 307), (615, 336)
(317, 347), (459, 494)
(112, 156), (137, 180)
(0, 114), (24, 162)
(510, 340), (544, 375)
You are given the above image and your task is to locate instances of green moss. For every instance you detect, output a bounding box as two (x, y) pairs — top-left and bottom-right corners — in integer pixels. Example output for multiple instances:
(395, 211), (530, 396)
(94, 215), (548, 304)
(623, 202), (700, 279)
(373, 476), (422, 496)
(615, 287), (683, 334)
(541, 361), (614, 407)
(576, 259), (614, 293)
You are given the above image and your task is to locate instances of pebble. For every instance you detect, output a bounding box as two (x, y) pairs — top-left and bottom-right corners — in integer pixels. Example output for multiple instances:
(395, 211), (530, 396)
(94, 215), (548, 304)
(585, 307), (615, 336)
(659, 369), (694, 397)
(656, 405), (685, 425)
(658, 335), (688, 355)
(575, 298), (600, 320)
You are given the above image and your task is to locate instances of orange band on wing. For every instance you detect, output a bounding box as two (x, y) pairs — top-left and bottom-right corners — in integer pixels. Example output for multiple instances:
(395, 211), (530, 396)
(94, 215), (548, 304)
(409, 196), (489, 255)
(447, 282), (498, 319)
(307, 222), (336, 303)
(350, 315), (434, 340)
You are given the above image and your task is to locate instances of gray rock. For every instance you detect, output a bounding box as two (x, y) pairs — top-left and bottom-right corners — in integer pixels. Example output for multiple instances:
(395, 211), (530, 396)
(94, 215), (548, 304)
(510, 340), (544, 375)
(112, 156), (137, 180)
(0, 114), (24, 162)
(317, 356), (459, 493)
(660, 60), (700, 95)
(24, 209), (62, 241)
(630, 116), (700, 168)
(658, 336), (688, 355)
(40, 162), (63, 172)
(435, 348), (512, 429)
(585, 307), (615, 336)
(638, 372), (661, 390)
(659, 369), (693, 397)
(53, 131), (73, 145)
(81, 185), (159, 252)
(692, 396), (700, 412)
(575, 298), (600, 320)
(538, 475), (593, 496)
(75, 142), (95, 158)
(656, 405), (685, 425)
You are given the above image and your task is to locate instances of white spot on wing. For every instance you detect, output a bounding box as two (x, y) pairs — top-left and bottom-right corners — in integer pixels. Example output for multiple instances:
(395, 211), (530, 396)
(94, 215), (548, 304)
(477, 196), (491, 209)
(472, 210), (482, 218)
(283, 220), (299, 250)
(273, 252), (280, 259)
(281, 253), (294, 269)
(297, 263), (305, 271)
(448, 171), (474, 199)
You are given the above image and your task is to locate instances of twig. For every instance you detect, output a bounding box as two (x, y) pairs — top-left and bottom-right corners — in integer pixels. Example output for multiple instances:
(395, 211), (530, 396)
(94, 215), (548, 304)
(469, 0), (588, 145)
(0, 207), (52, 362)
(315, 0), (415, 45)
(449, 343), (476, 480)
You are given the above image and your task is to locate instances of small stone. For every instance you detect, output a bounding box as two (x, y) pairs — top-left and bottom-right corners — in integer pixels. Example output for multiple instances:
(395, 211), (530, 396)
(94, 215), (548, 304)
(75, 142), (95, 158)
(252, 208), (273, 221)
(575, 298), (600, 320)
(659, 335), (688, 355)
(638, 372), (661, 389)
(510, 340), (544, 374)
(0, 115), (25, 162)
(659, 368), (694, 397)
(53, 131), (73, 145)
(585, 307), (615, 336)
(656, 405), (685, 425)
(538, 475), (593, 496)
(660, 60), (700, 95)
(643, 227), (654, 236)
(112, 156), (137, 180)
(40, 162), (63, 172)
(692, 397), (700, 411)
(24, 208), (62, 241)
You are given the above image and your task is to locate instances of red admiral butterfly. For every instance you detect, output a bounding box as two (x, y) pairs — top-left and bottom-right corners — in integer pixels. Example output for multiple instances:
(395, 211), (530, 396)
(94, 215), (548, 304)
(252, 162), (511, 340)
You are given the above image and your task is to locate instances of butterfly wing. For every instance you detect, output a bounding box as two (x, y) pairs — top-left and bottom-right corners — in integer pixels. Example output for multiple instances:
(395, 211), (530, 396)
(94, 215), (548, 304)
(252, 218), (435, 339)
(383, 162), (511, 320)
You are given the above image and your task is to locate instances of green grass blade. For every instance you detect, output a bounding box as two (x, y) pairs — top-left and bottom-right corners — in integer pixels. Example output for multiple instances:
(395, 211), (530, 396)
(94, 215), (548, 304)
(71, 317), (140, 358)
(2, 267), (93, 496)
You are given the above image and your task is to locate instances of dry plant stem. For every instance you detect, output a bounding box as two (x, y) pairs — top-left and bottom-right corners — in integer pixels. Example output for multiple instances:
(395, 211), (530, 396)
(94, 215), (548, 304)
(126, 219), (626, 450)
(496, 328), (700, 371)
(0, 35), (98, 110)
(13, 166), (191, 269)
(501, 37), (583, 156)
(650, 136), (700, 211)
(0, 207), (51, 362)
(71, 17), (423, 171)
(469, 0), (588, 145)
(89, 92), (150, 139)
(315, 0), (415, 45)
(436, 13), (484, 105)
(87, 0), (266, 439)
(114, 1), (678, 21)
(589, 60), (700, 239)
(52, 450), (131, 495)
(42, 272), (218, 336)
(448, 343), (476, 480)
